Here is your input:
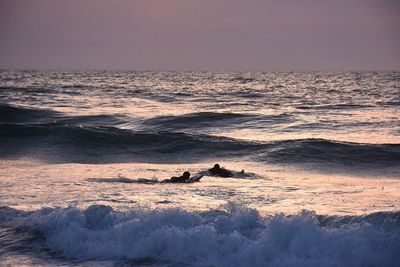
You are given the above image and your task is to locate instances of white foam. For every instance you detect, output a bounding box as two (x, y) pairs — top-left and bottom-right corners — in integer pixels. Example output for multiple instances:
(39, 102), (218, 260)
(2, 203), (399, 267)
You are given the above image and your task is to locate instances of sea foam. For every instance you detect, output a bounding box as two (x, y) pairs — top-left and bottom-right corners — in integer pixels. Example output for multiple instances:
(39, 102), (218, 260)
(1, 203), (399, 267)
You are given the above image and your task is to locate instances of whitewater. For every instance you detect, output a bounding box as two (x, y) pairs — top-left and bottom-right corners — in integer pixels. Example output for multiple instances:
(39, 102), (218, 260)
(0, 71), (399, 266)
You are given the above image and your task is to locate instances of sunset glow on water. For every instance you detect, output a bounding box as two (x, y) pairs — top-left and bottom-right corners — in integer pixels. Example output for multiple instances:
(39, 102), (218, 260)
(2, 0), (400, 264)
(0, 71), (399, 266)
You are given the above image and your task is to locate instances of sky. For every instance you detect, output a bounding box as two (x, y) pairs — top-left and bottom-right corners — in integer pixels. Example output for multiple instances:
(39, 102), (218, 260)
(0, 0), (399, 71)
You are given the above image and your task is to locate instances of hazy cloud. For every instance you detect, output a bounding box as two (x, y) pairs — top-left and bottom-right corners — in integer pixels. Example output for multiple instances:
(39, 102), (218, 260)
(0, 0), (399, 71)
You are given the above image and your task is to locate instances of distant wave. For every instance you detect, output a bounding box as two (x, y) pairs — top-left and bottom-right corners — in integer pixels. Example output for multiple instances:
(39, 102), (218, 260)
(0, 204), (399, 266)
(142, 111), (293, 131)
(0, 104), (294, 131)
(0, 104), (128, 126)
(378, 100), (400, 107)
(0, 104), (399, 167)
(230, 76), (256, 83)
(0, 103), (59, 123)
(296, 103), (375, 110)
(142, 111), (253, 129)
(0, 123), (254, 163)
(0, 122), (399, 167)
(261, 139), (400, 166)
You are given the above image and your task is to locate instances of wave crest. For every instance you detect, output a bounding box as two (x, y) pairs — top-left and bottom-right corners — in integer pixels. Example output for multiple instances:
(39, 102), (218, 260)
(1, 204), (399, 266)
(1, 122), (399, 167)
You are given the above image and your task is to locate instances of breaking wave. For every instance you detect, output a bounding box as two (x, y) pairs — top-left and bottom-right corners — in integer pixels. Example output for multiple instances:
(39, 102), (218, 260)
(0, 204), (399, 267)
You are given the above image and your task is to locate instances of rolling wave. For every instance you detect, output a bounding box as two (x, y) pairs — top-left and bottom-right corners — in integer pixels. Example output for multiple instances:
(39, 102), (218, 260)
(0, 121), (399, 166)
(141, 112), (290, 131)
(142, 112), (294, 131)
(264, 139), (400, 166)
(0, 103), (59, 123)
(0, 123), (254, 163)
(0, 104), (399, 166)
(0, 204), (399, 266)
(0, 104), (294, 131)
(0, 104), (128, 126)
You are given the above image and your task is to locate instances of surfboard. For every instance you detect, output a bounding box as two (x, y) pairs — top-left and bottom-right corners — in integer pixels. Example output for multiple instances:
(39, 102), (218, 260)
(186, 175), (204, 183)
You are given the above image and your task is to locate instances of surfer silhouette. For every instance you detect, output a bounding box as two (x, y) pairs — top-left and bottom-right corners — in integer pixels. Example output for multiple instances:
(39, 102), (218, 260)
(208, 164), (234, 177)
(162, 171), (191, 183)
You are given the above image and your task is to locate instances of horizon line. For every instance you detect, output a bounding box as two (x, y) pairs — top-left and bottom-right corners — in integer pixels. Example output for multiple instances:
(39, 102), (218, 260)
(1, 67), (399, 73)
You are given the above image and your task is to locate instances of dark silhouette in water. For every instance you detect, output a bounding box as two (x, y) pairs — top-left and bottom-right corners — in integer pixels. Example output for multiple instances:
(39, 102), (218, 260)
(209, 164), (235, 177)
(162, 171), (191, 183)
(206, 164), (246, 178)
(88, 171), (203, 184)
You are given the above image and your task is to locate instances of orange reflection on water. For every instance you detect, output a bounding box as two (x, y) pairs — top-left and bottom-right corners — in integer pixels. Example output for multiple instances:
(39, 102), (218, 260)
(1, 160), (398, 216)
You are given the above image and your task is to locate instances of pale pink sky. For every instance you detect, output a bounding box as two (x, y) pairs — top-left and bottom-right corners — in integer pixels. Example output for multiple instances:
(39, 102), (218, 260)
(0, 0), (399, 71)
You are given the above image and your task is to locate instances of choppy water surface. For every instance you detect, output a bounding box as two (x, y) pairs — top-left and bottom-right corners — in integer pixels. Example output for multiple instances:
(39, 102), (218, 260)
(0, 71), (399, 266)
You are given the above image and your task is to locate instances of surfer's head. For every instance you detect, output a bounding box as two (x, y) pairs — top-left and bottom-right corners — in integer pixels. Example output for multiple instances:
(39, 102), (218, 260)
(183, 171), (190, 179)
(213, 164), (220, 170)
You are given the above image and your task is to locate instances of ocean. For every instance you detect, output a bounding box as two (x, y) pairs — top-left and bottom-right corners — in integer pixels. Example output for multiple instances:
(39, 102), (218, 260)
(0, 70), (399, 266)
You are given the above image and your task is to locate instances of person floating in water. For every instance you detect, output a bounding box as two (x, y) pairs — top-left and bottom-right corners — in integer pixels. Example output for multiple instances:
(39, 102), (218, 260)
(162, 171), (191, 183)
(208, 164), (237, 177)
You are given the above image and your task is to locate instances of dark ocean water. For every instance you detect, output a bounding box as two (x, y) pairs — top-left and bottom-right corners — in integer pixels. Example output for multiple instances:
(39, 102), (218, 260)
(0, 70), (400, 266)
(0, 71), (399, 167)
